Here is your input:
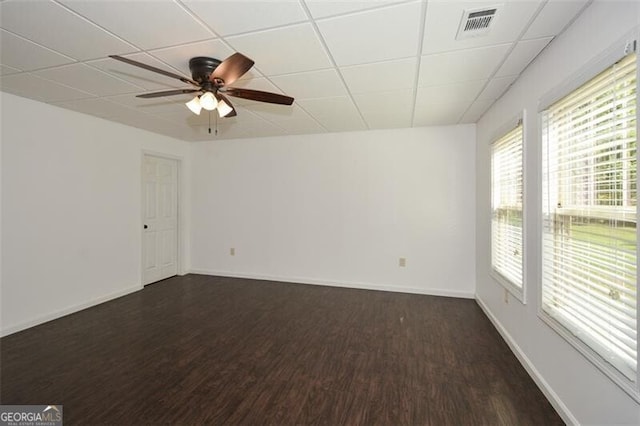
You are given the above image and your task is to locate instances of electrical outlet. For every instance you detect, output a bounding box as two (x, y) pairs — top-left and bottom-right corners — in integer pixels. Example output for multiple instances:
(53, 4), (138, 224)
(230, 247), (235, 256)
(504, 288), (509, 304)
(399, 257), (406, 267)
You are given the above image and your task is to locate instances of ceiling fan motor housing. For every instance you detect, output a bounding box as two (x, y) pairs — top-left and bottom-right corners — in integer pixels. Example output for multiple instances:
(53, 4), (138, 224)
(189, 57), (222, 86)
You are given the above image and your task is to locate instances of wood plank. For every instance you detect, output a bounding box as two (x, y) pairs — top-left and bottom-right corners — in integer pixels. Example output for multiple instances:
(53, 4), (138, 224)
(0, 274), (563, 425)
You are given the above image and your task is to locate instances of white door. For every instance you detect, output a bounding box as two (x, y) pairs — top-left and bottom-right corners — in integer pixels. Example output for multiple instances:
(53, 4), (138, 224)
(142, 155), (178, 285)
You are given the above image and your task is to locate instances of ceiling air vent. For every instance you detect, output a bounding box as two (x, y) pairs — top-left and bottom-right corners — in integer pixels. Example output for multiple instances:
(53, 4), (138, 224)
(456, 7), (498, 40)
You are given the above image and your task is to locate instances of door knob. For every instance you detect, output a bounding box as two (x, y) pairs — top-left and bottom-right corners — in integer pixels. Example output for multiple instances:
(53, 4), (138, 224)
(144, 224), (148, 229)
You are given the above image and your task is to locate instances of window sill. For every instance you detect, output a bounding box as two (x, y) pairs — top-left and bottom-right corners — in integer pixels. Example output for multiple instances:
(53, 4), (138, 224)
(538, 308), (640, 403)
(490, 269), (525, 304)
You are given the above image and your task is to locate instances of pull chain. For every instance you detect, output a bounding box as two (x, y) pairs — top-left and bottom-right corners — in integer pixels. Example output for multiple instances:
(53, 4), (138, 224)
(208, 110), (211, 134)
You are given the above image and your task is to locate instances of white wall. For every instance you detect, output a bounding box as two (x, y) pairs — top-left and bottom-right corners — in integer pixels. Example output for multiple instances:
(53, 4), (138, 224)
(475, 1), (640, 424)
(190, 125), (476, 298)
(0, 91), (3, 330)
(0, 92), (191, 335)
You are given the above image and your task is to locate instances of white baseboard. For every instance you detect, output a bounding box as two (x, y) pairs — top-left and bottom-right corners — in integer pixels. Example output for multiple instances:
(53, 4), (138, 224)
(1, 284), (143, 337)
(189, 268), (475, 299)
(475, 296), (578, 426)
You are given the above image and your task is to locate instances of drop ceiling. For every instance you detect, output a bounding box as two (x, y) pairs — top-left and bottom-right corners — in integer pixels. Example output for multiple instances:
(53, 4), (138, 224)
(0, 0), (589, 141)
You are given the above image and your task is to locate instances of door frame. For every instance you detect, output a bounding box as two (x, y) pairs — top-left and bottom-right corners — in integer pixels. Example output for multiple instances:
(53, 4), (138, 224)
(141, 151), (184, 285)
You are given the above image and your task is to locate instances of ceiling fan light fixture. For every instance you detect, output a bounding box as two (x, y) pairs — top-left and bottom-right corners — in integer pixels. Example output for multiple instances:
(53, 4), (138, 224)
(217, 98), (233, 118)
(200, 91), (217, 111)
(186, 96), (202, 115)
(111, 54), (294, 123)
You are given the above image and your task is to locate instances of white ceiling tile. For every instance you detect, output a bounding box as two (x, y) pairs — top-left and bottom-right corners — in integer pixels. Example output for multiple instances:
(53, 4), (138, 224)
(59, 0), (213, 50)
(238, 121), (289, 138)
(0, 64), (20, 75)
(477, 75), (517, 101)
(182, 0), (307, 36)
(155, 114), (210, 130)
(270, 69), (346, 99)
(153, 107), (214, 127)
(340, 57), (417, 94)
(246, 104), (327, 135)
(159, 119), (249, 141)
(109, 112), (179, 135)
(305, 0), (409, 19)
(422, 1), (543, 54)
(87, 53), (185, 91)
(353, 89), (413, 129)
(51, 97), (137, 120)
(0, 73), (93, 102)
(218, 122), (253, 138)
(143, 124), (208, 142)
(459, 98), (495, 123)
(245, 103), (312, 122)
(413, 100), (468, 127)
(361, 111), (412, 129)
(223, 106), (273, 125)
(226, 23), (332, 75)
(524, 0), (589, 39)
(149, 40), (237, 79)
(190, 108), (288, 138)
(163, 125), (217, 141)
(280, 118), (327, 135)
(106, 93), (190, 114)
(107, 93), (177, 108)
(413, 80), (485, 126)
(1, 29), (74, 71)
(496, 36), (552, 77)
(419, 43), (510, 87)
(317, 1), (422, 66)
(297, 96), (367, 132)
(0, 0), (135, 60)
(196, 123), (249, 140)
(415, 80), (485, 106)
(32, 63), (142, 97)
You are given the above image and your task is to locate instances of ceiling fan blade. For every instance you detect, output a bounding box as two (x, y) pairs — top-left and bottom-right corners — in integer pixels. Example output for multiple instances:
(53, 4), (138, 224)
(110, 55), (198, 86)
(136, 89), (200, 99)
(225, 88), (294, 105)
(210, 53), (254, 87)
(215, 93), (237, 117)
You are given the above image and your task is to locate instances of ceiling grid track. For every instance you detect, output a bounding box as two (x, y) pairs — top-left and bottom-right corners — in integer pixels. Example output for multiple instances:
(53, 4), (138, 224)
(410, 0), (429, 127)
(51, 0), (139, 57)
(299, 0), (370, 130)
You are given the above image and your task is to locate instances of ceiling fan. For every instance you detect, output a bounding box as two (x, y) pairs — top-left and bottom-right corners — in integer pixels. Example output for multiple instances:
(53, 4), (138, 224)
(110, 52), (294, 119)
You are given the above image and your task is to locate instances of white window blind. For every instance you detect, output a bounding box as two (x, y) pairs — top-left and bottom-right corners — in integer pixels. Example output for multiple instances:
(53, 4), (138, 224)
(491, 123), (524, 291)
(541, 52), (637, 381)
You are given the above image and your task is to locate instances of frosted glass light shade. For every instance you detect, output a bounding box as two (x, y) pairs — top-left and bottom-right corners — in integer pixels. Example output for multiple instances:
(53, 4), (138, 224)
(217, 99), (233, 117)
(200, 92), (217, 111)
(186, 96), (202, 115)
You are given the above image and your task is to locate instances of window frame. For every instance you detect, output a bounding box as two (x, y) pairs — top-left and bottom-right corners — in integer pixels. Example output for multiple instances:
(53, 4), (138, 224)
(537, 33), (640, 402)
(490, 112), (527, 304)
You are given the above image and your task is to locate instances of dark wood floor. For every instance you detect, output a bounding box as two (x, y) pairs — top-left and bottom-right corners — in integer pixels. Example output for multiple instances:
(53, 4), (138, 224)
(1, 274), (562, 425)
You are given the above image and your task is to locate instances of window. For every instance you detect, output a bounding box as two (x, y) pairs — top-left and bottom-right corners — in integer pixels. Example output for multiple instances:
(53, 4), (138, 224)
(491, 119), (524, 300)
(541, 49), (637, 393)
